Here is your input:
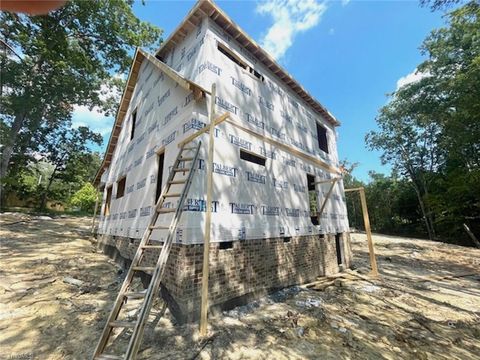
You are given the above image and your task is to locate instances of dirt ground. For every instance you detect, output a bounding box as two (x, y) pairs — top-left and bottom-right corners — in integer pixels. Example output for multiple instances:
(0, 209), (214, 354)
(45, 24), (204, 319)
(1, 214), (479, 360)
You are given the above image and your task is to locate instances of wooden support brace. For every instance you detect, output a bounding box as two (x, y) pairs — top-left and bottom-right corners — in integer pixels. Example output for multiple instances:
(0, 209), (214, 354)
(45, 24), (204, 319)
(345, 187), (379, 277)
(316, 178), (338, 223)
(199, 83), (216, 337)
(178, 112), (229, 148)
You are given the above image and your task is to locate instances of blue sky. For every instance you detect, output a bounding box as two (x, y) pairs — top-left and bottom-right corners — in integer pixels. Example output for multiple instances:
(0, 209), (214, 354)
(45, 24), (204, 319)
(73, 0), (447, 182)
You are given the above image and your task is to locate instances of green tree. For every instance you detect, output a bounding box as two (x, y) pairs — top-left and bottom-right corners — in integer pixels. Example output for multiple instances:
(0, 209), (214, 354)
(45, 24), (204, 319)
(70, 182), (98, 213)
(0, 0), (162, 187)
(367, 1), (480, 243)
(36, 125), (102, 210)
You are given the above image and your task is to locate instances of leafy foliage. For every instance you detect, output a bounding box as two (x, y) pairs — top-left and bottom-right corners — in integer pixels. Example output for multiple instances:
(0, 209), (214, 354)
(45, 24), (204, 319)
(0, 0), (162, 182)
(365, 1), (480, 245)
(70, 182), (98, 212)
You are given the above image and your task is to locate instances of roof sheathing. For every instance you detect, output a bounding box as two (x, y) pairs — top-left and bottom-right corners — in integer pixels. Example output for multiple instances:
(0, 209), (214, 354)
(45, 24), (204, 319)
(155, 0), (340, 127)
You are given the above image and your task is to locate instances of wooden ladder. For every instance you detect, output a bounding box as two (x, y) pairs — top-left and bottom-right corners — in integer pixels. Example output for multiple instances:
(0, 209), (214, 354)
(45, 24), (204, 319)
(93, 141), (202, 360)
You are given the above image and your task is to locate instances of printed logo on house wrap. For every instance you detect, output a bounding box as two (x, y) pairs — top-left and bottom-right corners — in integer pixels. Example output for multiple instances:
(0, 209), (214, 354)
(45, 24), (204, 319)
(273, 178), (288, 190)
(183, 118), (206, 133)
(216, 97), (238, 115)
(246, 171), (266, 184)
(163, 107), (178, 126)
(184, 198), (219, 212)
(183, 93), (194, 107)
(148, 123), (158, 134)
(293, 184), (306, 193)
(120, 212), (127, 219)
(261, 205), (280, 216)
(136, 178), (146, 190)
(266, 126), (286, 140)
(230, 203), (255, 215)
(260, 147), (276, 160)
(146, 145), (158, 159)
(213, 163), (237, 177)
(259, 96), (274, 111)
(128, 209), (137, 218)
(229, 134), (251, 150)
(231, 77), (252, 96)
(133, 156), (142, 168)
(280, 110), (292, 123)
(285, 208), (300, 217)
(198, 61), (222, 76)
(143, 102), (154, 118)
(162, 131), (176, 146)
(140, 206), (151, 217)
(127, 185), (134, 194)
(245, 113), (265, 130)
(283, 157), (296, 167)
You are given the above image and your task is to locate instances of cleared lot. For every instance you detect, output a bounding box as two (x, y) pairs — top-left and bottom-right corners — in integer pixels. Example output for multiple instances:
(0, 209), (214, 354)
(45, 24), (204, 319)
(1, 214), (479, 359)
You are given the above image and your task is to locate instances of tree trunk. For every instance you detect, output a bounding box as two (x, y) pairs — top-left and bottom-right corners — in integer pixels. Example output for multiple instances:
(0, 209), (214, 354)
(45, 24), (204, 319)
(39, 167), (58, 211)
(411, 182), (434, 240)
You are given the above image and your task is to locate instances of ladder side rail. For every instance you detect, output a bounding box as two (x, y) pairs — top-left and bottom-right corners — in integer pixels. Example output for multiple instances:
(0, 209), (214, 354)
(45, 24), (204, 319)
(93, 143), (191, 358)
(125, 142), (202, 359)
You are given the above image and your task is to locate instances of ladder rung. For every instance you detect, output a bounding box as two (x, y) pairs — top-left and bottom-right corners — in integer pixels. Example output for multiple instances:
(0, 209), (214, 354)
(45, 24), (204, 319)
(109, 320), (136, 328)
(124, 291), (146, 299)
(163, 193), (180, 198)
(179, 157), (193, 161)
(141, 245), (162, 249)
(96, 355), (123, 360)
(182, 146), (196, 150)
(169, 180), (186, 185)
(132, 266), (155, 272)
(149, 225), (169, 229)
(157, 208), (176, 213)
(173, 167), (190, 172)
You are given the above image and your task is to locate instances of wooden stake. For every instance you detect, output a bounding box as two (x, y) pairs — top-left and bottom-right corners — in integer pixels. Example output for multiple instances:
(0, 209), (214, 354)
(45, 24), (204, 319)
(463, 223), (480, 248)
(358, 187), (379, 277)
(200, 83), (216, 336)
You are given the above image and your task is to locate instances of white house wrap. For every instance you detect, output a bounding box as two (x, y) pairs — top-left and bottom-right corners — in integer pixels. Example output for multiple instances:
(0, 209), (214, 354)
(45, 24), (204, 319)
(95, 2), (349, 246)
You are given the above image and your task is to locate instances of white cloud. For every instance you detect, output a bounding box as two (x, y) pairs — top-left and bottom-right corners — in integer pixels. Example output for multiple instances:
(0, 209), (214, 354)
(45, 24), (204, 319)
(71, 80), (121, 137)
(341, 0), (351, 6)
(72, 105), (114, 136)
(396, 68), (429, 90)
(329, 27), (335, 35)
(256, 0), (327, 60)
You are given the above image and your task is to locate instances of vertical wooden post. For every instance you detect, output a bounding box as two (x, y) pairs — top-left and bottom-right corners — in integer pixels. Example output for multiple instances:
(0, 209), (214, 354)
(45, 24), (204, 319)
(91, 186), (100, 235)
(358, 187), (379, 276)
(200, 83), (216, 336)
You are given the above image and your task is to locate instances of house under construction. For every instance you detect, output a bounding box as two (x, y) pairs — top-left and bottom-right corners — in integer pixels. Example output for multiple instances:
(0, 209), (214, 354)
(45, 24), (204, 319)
(94, 0), (352, 329)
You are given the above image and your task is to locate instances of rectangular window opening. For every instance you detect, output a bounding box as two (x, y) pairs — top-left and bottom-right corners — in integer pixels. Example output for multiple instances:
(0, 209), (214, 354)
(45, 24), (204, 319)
(104, 185), (112, 216)
(307, 173), (319, 225)
(316, 123), (329, 154)
(217, 43), (247, 70)
(249, 67), (264, 82)
(130, 109), (137, 141)
(155, 152), (165, 203)
(219, 241), (234, 250)
(240, 149), (266, 166)
(116, 177), (126, 199)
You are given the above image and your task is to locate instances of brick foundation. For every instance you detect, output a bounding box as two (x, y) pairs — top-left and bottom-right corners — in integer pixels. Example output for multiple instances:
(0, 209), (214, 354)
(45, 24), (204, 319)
(97, 233), (352, 323)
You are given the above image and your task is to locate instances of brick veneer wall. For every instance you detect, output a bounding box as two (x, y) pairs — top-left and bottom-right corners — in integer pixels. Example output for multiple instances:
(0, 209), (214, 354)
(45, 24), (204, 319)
(98, 232), (352, 323)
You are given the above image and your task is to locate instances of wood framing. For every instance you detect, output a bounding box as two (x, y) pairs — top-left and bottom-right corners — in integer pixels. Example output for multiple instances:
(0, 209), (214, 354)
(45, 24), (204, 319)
(345, 187), (379, 276)
(200, 83), (217, 336)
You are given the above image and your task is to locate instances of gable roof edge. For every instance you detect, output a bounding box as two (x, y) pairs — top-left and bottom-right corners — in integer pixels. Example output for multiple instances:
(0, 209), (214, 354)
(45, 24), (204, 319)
(93, 48), (209, 186)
